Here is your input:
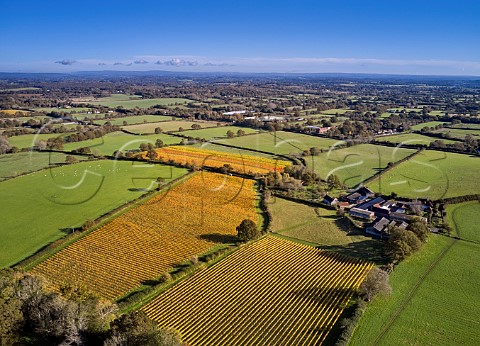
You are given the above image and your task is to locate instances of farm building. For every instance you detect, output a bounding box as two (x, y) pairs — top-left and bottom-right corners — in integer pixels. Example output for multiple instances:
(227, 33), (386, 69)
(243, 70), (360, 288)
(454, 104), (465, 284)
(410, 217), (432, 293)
(323, 194), (338, 206)
(349, 207), (375, 220)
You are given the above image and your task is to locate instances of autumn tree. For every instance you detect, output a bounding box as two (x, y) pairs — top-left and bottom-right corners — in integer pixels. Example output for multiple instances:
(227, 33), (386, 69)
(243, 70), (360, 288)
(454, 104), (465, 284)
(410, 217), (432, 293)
(359, 267), (392, 302)
(386, 228), (422, 262)
(236, 219), (259, 242)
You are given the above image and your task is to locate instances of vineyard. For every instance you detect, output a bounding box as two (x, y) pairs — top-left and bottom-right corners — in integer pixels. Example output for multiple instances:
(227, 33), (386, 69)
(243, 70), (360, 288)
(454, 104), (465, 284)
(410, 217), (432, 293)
(142, 146), (290, 174)
(32, 172), (257, 300)
(143, 236), (372, 345)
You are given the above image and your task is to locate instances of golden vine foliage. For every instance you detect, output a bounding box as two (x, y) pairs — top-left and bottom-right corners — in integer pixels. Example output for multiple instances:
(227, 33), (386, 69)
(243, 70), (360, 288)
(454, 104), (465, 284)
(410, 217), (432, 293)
(32, 173), (257, 300)
(143, 236), (372, 345)
(142, 146), (290, 174)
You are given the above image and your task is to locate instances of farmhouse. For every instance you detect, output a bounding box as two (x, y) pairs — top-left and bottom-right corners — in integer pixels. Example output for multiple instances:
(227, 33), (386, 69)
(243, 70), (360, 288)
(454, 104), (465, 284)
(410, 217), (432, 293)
(305, 125), (332, 134)
(366, 217), (390, 237)
(349, 207), (375, 220)
(323, 194), (338, 206)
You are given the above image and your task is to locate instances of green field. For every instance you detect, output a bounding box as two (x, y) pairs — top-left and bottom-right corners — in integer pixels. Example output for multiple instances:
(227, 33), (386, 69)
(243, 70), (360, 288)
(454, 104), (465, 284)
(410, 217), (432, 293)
(450, 123), (480, 130)
(369, 150), (480, 199)
(0, 152), (86, 181)
(376, 133), (456, 145)
(62, 131), (181, 155)
(306, 144), (416, 187)
(78, 94), (194, 109)
(180, 126), (258, 140)
(7, 133), (58, 148)
(32, 107), (92, 113)
(122, 120), (219, 134)
(433, 127), (480, 139)
(90, 115), (175, 125)
(214, 131), (343, 155)
(0, 161), (189, 267)
(447, 201), (480, 243)
(269, 197), (384, 262)
(320, 108), (351, 115)
(351, 202), (480, 345)
(411, 121), (448, 131)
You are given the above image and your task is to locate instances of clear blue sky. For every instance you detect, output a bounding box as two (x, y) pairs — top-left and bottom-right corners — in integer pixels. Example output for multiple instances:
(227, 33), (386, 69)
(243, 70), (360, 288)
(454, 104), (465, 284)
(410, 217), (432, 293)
(1, 0), (479, 75)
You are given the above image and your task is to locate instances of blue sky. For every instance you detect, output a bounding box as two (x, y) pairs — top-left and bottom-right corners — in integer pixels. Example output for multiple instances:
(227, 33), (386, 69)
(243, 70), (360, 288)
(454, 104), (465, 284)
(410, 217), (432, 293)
(1, 0), (479, 75)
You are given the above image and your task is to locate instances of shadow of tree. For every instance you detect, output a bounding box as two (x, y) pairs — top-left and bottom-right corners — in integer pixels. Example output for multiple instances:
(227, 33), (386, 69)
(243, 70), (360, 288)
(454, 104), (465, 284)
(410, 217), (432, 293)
(198, 233), (238, 244)
(320, 240), (387, 265)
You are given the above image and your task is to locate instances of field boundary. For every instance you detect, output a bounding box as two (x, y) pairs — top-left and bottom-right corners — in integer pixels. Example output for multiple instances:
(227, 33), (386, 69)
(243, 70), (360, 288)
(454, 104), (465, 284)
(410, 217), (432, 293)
(16, 170), (195, 271)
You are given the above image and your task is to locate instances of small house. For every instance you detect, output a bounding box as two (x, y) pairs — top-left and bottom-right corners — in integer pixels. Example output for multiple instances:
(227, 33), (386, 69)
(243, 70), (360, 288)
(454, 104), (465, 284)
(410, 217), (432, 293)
(323, 194), (338, 206)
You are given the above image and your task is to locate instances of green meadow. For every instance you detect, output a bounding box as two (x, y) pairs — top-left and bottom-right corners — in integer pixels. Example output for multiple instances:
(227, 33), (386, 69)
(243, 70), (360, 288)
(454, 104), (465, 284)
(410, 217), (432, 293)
(369, 150), (480, 199)
(376, 133), (456, 145)
(0, 160), (188, 267)
(181, 126), (258, 140)
(122, 120), (220, 134)
(79, 94), (194, 109)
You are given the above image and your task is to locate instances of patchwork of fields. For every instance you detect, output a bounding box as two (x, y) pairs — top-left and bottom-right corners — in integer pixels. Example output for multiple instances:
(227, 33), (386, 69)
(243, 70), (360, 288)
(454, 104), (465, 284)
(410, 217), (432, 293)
(77, 94), (194, 109)
(122, 120), (220, 134)
(369, 150), (480, 199)
(0, 161), (188, 267)
(32, 173), (257, 299)
(143, 236), (372, 345)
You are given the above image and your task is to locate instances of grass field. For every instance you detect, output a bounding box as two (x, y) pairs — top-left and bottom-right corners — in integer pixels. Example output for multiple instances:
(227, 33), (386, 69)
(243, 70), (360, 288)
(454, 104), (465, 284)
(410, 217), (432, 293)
(7, 133), (59, 148)
(31, 173), (256, 299)
(447, 201), (480, 243)
(410, 121), (448, 131)
(376, 133), (457, 145)
(122, 120), (219, 134)
(450, 123), (480, 130)
(433, 127), (480, 139)
(32, 107), (92, 113)
(0, 152), (86, 181)
(369, 150), (480, 199)
(62, 131), (181, 155)
(320, 108), (351, 115)
(269, 197), (384, 262)
(90, 115), (175, 125)
(189, 142), (279, 159)
(215, 131), (343, 155)
(179, 126), (259, 140)
(351, 202), (480, 345)
(143, 236), (372, 345)
(0, 161), (188, 267)
(78, 94), (194, 109)
(306, 144), (416, 188)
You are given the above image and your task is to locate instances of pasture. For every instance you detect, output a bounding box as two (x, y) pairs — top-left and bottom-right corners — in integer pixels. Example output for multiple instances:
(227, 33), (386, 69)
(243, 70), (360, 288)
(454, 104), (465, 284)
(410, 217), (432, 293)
(122, 120), (219, 134)
(31, 173), (257, 299)
(306, 144), (416, 188)
(0, 152), (85, 181)
(351, 202), (480, 345)
(143, 236), (372, 345)
(32, 107), (92, 113)
(410, 121), (448, 131)
(269, 197), (384, 262)
(190, 142), (279, 159)
(376, 133), (456, 145)
(215, 131), (343, 155)
(62, 131), (181, 155)
(7, 133), (59, 148)
(0, 161), (188, 267)
(179, 125), (258, 140)
(433, 127), (480, 139)
(91, 114), (174, 125)
(78, 94), (194, 109)
(369, 150), (480, 199)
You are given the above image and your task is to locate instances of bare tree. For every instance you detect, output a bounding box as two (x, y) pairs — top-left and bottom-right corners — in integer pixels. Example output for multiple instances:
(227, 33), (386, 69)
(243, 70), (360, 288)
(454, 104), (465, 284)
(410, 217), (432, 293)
(359, 267), (392, 302)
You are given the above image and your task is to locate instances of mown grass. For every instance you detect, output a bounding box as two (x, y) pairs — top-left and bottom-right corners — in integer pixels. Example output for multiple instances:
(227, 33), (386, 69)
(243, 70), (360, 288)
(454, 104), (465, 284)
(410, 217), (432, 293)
(7, 133), (59, 148)
(62, 131), (181, 155)
(306, 144), (416, 188)
(0, 152), (85, 181)
(0, 160), (188, 267)
(215, 131), (343, 155)
(410, 121), (448, 131)
(369, 150), (480, 199)
(432, 127), (480, 139)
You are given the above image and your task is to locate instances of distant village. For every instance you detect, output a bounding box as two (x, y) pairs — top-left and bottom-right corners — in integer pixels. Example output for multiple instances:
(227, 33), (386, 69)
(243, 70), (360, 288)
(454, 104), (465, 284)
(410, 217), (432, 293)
(323, 186), (430, 239)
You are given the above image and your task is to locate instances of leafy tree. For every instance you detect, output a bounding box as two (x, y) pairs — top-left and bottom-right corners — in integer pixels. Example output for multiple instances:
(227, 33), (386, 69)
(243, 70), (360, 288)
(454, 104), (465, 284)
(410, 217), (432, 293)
(226, 130), (235, 138)
(386, 228), (422, 262)
(155, 139), (164, 148)
(0, 270), (24, 346)
(236, 219), (259, 242)
(105, 311), (181, 346)
(65, 155), (78, 164)
(407, 218), (429, 243)
(359, 267), (392, 302)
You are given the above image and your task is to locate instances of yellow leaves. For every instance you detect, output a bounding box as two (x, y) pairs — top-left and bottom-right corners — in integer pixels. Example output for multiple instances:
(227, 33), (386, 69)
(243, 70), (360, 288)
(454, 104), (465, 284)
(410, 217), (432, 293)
(32, 173), (257, 300)
(141, 146), (290, 174)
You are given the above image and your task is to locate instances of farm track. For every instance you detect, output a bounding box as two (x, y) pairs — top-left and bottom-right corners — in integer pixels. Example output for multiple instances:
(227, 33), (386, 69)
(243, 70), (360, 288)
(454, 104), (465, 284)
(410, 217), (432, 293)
(372, 204), (467, 345)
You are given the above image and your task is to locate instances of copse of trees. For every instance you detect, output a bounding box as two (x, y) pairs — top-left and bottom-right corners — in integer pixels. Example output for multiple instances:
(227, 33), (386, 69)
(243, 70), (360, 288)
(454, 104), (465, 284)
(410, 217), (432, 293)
(0, 269), (182, 346)
(236, 219), (259, 242)
(386, 227), (423, 263)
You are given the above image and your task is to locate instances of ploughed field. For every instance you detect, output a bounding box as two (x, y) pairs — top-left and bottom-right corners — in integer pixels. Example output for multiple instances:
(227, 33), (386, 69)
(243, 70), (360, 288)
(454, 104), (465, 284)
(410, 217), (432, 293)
(143, 236), (372, 346)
